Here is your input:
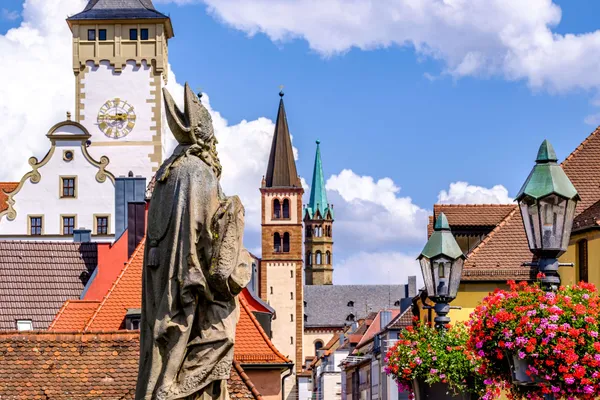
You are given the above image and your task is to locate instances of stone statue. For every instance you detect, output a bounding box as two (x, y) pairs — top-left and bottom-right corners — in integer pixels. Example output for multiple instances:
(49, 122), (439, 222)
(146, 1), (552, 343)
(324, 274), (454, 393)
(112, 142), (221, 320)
(135, 83), (251, 400)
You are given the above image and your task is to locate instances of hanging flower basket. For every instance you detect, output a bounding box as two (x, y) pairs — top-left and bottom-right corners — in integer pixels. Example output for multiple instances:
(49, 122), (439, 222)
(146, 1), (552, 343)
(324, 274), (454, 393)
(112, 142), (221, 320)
(468, 280), (600, 399)
(385, 319), (490, 400)
(412, 378), (475, 400)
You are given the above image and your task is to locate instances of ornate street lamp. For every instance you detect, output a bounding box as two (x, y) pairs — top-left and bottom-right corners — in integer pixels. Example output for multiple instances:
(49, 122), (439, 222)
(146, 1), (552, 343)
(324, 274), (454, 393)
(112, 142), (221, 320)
(418, 212), (465, 330)
(516, 140), (580, 292)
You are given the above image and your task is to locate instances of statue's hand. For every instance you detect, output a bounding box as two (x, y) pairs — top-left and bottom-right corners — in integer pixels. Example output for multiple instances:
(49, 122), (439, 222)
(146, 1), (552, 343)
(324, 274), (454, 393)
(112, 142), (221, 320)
(209, 195), (251, 299)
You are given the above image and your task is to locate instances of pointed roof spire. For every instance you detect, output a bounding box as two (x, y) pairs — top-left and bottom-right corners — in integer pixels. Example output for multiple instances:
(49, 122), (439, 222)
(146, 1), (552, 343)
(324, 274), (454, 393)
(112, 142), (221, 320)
(309, 140), (328, 217)
(265, 92), (300, 188)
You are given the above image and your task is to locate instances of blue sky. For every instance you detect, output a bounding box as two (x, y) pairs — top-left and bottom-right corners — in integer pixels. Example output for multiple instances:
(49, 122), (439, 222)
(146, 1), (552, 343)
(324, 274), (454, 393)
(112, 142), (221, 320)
(2, 0), (600, 284)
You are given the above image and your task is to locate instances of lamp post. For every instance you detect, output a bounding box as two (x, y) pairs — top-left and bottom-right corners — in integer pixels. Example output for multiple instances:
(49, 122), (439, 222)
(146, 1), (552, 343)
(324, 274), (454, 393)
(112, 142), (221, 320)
(418, 212), (465, 330)
(516, 140), (580, 292)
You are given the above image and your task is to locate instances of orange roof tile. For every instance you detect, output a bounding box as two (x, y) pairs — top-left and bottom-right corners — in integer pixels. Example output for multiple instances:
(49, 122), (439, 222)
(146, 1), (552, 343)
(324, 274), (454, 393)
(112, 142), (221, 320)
(236, 292), (291, 365)
(461, 208), (536, 281)
(84, 240), (145, 331)
(0, 182), (18, 213)
(73, 237), (289, 365)
(356, 309), (400, 349)
(48, 300), (100, 331)
(430, 204), (516, 236)
(563, 127), (600, 215)
(0, 331), (260, 399)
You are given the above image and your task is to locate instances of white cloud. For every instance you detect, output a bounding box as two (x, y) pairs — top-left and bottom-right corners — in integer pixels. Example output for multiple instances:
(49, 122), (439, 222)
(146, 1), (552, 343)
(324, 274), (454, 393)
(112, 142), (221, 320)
(0, 0), (87, 181)
(437, 181), (513, 204)
(2, 9), (20, 21)
(334, 251), (422, 287)
(0, 0), (282, 244)
(199, 0), (600, 95)
(326, 169), (429, 250)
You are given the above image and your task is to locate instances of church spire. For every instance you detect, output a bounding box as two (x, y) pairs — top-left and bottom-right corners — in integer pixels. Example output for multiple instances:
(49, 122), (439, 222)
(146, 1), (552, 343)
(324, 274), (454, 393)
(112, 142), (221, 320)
(309, 140), (328, 217)
(264, 92), (300, 188)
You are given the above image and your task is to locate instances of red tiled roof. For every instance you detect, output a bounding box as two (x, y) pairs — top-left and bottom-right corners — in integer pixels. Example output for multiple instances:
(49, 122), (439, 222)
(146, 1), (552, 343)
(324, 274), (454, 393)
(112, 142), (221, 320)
(237, 293), (291, 364)
(0, 241), (97, 330)
(84, 240), (145, 331)
(386, 308), (414, 330)
(429, 204), (516, 237)
(48, 300), (100, 332)
(573, 199), (600, 232)
(0, 182), (18, 213)
(461, 208), (536, 281)
(51, 237), (290, 365)
(562, 127), (600, 215)
(0, 331), (259, 399)
(356, 309), (400, 349)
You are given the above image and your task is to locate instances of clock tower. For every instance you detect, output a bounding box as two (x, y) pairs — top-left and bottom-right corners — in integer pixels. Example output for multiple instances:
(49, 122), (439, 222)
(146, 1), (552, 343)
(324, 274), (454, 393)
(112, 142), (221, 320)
(67, 0), (174, 180)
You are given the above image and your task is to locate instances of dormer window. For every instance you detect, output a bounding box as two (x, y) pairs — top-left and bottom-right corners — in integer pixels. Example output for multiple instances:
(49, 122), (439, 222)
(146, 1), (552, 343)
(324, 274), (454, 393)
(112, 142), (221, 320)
(394, 300), (401, 307)
(346, 313), (355, 322)
(347, 300), (354, 307)
(16, 320), (32, 331)
(125, 309), (141, 330)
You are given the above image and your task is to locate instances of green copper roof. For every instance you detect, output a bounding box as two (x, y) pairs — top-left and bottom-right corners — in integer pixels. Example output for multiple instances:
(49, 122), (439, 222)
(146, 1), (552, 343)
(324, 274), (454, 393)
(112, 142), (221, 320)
(516, 139), (579, 201)
(419, 212), (464, 260)
(536, 139), (558, 163)
(309, 140), (328, 215)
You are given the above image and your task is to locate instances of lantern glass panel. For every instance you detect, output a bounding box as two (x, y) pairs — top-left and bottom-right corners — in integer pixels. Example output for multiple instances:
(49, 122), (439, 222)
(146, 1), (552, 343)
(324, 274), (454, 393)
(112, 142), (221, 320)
(432, 256), (452, 299)
(561, 198), (577, 250)
(539, 194), (567, 251)
(448, 257), (464, 299)
(419, 257), (434, 298)
(520, 197), (541, 250)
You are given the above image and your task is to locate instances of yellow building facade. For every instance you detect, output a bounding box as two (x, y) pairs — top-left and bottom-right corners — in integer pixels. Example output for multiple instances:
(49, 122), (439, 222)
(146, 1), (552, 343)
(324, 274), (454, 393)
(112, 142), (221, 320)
(425, 127), (600, 324)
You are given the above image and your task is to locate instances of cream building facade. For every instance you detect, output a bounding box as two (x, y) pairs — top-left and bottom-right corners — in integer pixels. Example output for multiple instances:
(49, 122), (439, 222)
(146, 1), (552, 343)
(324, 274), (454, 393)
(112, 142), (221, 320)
(68, 1), (173, 180)
(0, 120), (116, 240)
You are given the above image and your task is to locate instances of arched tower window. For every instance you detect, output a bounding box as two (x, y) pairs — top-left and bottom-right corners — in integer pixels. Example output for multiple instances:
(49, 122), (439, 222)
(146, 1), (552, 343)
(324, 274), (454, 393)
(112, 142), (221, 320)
(283, 232), (290, 253)
(315, 251), (322, 265)
(283, 199), (290, 219)
(306, 251), (312, 265)
(273, 199), (281, 219)
(305, 225), (312, 238)
(578, 239), (588, 283)
(325, 251), (331, 265)
(274, 233), (281, 253)
(314, 340), (324, 354)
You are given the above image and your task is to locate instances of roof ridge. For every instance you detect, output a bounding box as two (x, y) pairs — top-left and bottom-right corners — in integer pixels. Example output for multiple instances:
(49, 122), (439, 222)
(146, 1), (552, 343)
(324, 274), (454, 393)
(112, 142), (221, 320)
(48, 300), (72, 330)
(434, 203), (516, 208)
(84, 237), (146, 331)
(238, 295), (291, 364)
(0, 331), (139, 340)
(562, 126), (600, 166)
(464, 207), (518, 261)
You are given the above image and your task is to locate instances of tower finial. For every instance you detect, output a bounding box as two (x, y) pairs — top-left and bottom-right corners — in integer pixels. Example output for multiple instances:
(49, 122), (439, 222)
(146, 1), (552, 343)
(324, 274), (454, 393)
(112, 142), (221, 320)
(66, 111), (72, 121)
(279, 85), (284, 98)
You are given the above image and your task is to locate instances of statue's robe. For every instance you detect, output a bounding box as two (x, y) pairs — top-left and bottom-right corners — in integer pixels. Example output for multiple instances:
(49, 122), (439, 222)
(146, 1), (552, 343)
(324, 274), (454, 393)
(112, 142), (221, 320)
(135, 146), (249, 400)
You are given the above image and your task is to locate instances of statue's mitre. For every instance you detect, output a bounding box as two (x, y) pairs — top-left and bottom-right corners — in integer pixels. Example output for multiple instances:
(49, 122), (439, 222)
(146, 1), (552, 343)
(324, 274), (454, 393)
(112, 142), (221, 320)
(163, 83), (213, 145)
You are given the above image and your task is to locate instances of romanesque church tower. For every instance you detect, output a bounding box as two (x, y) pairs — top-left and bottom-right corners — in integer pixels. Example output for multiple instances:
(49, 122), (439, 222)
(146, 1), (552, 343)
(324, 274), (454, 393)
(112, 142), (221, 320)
(304, 141), (334, 285)
(67, 0), (174, 180)
(260, 92), (304, 385)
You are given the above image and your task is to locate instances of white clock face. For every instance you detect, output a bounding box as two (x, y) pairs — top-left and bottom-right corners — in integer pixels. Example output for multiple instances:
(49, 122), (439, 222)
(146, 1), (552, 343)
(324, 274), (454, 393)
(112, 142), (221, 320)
(97, 98), (136, 139)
